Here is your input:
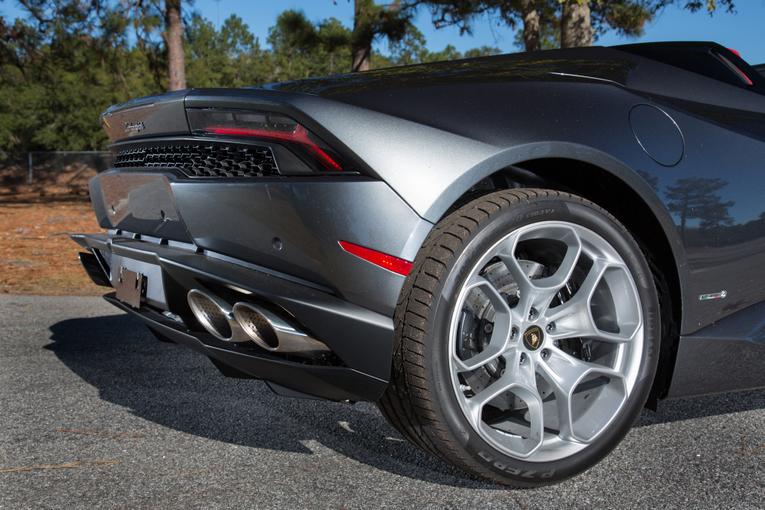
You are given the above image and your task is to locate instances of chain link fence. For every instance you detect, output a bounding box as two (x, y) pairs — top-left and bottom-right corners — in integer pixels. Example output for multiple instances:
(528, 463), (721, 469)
(1, 151), (112, 201)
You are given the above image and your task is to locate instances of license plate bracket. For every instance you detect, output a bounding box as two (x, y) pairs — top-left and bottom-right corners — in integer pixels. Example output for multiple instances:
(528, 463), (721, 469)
(115, 267), (146, 309)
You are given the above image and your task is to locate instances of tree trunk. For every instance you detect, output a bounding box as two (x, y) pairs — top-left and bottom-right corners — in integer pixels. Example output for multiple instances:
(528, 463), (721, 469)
(560, 0), (593, 48)
(165, 0), (186, 90)
(520, 0), (540, 52)
(351, 0), (372, 72)
(352, 45), (371, 72)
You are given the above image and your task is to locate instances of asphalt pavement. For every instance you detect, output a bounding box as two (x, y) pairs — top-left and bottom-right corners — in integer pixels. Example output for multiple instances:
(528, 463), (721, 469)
(1, 295), (763, 509)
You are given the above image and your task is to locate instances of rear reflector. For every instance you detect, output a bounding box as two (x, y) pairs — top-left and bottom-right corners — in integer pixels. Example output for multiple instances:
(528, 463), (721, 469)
(338, 241), (413, 276)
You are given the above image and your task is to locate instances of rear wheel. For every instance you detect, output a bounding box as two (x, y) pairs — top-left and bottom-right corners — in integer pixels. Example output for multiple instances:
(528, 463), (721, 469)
(378, 189), (660, 486)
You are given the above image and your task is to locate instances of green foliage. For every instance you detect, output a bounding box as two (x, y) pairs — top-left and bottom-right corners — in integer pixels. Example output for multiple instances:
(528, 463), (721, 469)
(265, 10), (352, 79)
(0, 5), (160, 155)
(186, 14), (268, 87)
(0, 1), (504, 157)
(387, 25), (499, 65)
(0, 0), (738, 155)
(512, 13), (561, 50)
(421, 1), (736, 51)
(591, 1), (654, 39)
(0, 3), (491, 155)
(681, 0), (736, 13)
(352, 0), (414, 52)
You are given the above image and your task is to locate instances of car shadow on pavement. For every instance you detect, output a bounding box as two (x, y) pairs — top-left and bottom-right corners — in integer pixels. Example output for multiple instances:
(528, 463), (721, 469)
(636, 386), (765, 427)
(46, 314), (498, 489)
(46, 314), (765, 487)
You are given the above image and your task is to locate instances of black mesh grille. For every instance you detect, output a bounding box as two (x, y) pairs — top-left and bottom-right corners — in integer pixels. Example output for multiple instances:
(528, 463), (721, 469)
(113, 142), (279, 178)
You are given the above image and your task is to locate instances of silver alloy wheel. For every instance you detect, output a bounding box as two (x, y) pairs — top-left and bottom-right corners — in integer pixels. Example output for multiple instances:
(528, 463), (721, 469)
(448, 221), (644, 463)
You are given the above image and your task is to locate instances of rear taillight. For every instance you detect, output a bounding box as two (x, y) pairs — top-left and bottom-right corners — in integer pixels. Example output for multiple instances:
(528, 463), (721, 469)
(187, 108), (346, 172)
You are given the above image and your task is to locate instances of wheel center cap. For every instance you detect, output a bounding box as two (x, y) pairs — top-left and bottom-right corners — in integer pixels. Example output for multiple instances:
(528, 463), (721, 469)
(523, 325), (544, 351)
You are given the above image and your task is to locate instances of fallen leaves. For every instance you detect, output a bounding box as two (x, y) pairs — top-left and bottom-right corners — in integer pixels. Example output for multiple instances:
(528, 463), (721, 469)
(0, 202), (103, 295)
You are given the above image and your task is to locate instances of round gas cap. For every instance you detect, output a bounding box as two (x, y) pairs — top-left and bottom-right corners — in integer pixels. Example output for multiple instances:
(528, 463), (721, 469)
(629, 104), (684, 167)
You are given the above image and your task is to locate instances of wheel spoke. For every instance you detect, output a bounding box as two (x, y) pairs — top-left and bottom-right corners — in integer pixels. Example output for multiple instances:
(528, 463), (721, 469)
(536, 346), (621, 443)
(464, 348), (544, 456)
(499, 225), (582, 321)
(545, 259), (635, 343)
(466, 349), (534, 413)
(447, 219), (644, 462)
(453, 275), (514, 372)
(464, 274), (512, 316)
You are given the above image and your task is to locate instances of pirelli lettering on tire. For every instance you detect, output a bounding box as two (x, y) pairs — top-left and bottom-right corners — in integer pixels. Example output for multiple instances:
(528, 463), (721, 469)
(477, 451), (555, 478)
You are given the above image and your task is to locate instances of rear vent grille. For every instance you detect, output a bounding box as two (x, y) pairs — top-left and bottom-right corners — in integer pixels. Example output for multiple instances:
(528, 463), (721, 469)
(113, 142), (279, 178)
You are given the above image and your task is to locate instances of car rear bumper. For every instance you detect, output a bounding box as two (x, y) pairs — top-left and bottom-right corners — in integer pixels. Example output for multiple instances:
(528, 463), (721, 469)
(88, 170), (433, 317)
(73, 232), (397, 401)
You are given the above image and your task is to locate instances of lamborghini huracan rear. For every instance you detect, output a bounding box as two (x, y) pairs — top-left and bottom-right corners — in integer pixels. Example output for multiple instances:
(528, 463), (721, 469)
(73, 42), (765, 486)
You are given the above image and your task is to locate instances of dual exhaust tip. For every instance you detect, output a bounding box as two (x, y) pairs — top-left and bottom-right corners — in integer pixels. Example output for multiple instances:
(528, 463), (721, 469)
(186, 289), (330, 358)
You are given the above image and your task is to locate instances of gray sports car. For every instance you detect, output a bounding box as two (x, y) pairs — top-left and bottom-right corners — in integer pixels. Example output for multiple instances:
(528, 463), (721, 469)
(74, 41), (765, 486)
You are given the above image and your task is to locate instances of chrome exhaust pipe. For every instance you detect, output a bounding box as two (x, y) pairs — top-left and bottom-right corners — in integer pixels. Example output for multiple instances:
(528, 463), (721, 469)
(232, 302), (330, 357)
(186, 289), (249, 342)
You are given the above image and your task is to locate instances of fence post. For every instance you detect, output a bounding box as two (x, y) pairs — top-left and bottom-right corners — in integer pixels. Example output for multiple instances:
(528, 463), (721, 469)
(27, 152), (33, 184)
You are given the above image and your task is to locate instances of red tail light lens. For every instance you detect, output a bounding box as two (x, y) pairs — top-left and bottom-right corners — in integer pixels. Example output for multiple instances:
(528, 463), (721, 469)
(187, 108), (345, 172)
(338, 240), (413, 276)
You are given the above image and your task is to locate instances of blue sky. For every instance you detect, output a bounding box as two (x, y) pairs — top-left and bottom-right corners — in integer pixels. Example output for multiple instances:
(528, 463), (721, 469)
(196, 0), (765, 63)
(3, 1), (764, 63)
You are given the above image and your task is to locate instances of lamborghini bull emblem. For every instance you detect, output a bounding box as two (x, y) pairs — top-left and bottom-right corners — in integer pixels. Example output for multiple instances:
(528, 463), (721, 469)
(523, 325), (544, 351)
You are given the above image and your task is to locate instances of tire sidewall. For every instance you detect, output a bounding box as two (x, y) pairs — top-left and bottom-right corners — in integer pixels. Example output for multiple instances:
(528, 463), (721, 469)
(423, 193), (660, 483)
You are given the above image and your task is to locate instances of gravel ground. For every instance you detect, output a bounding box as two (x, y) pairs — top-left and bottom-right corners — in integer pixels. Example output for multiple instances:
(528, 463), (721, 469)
(1, 295), (763, 509)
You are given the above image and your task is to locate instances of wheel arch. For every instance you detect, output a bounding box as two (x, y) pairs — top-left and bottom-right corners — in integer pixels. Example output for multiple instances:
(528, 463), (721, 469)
(435, 144), (686, 400)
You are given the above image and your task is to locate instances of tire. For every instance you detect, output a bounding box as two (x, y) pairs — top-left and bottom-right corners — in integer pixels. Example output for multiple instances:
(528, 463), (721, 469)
(378, 188), (660, 486)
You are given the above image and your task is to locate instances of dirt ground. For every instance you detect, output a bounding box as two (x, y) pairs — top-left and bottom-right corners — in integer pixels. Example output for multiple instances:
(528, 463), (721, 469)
(1, 161), (96, 204)
(0, 201), (103, 295)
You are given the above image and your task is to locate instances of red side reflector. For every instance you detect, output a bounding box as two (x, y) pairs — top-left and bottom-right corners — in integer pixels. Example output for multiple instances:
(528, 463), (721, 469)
(207, 125), (343, 172)
(728, 48), (742, 58)
(338, 241), (413, 276)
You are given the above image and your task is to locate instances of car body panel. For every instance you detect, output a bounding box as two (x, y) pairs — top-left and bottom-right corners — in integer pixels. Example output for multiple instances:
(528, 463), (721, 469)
(73, 232), (395, 392)
(101, 89), (189, 141)
(669, 301), (765, 397)
(283, 75), (765, 337)
(88, 170), (431, 316)
(78, 42), (765, 400)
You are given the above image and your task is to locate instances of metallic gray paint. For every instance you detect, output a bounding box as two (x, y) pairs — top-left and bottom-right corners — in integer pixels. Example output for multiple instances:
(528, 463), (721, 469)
(284, 75), (765, 339)
(73, 232), (395, 387)
(87, 43), (765, 398)
(90, 172), (190, 242)
(101, 90), (189, 141)
(88, 170), (431, 316)
(171, 177), (430, 315)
